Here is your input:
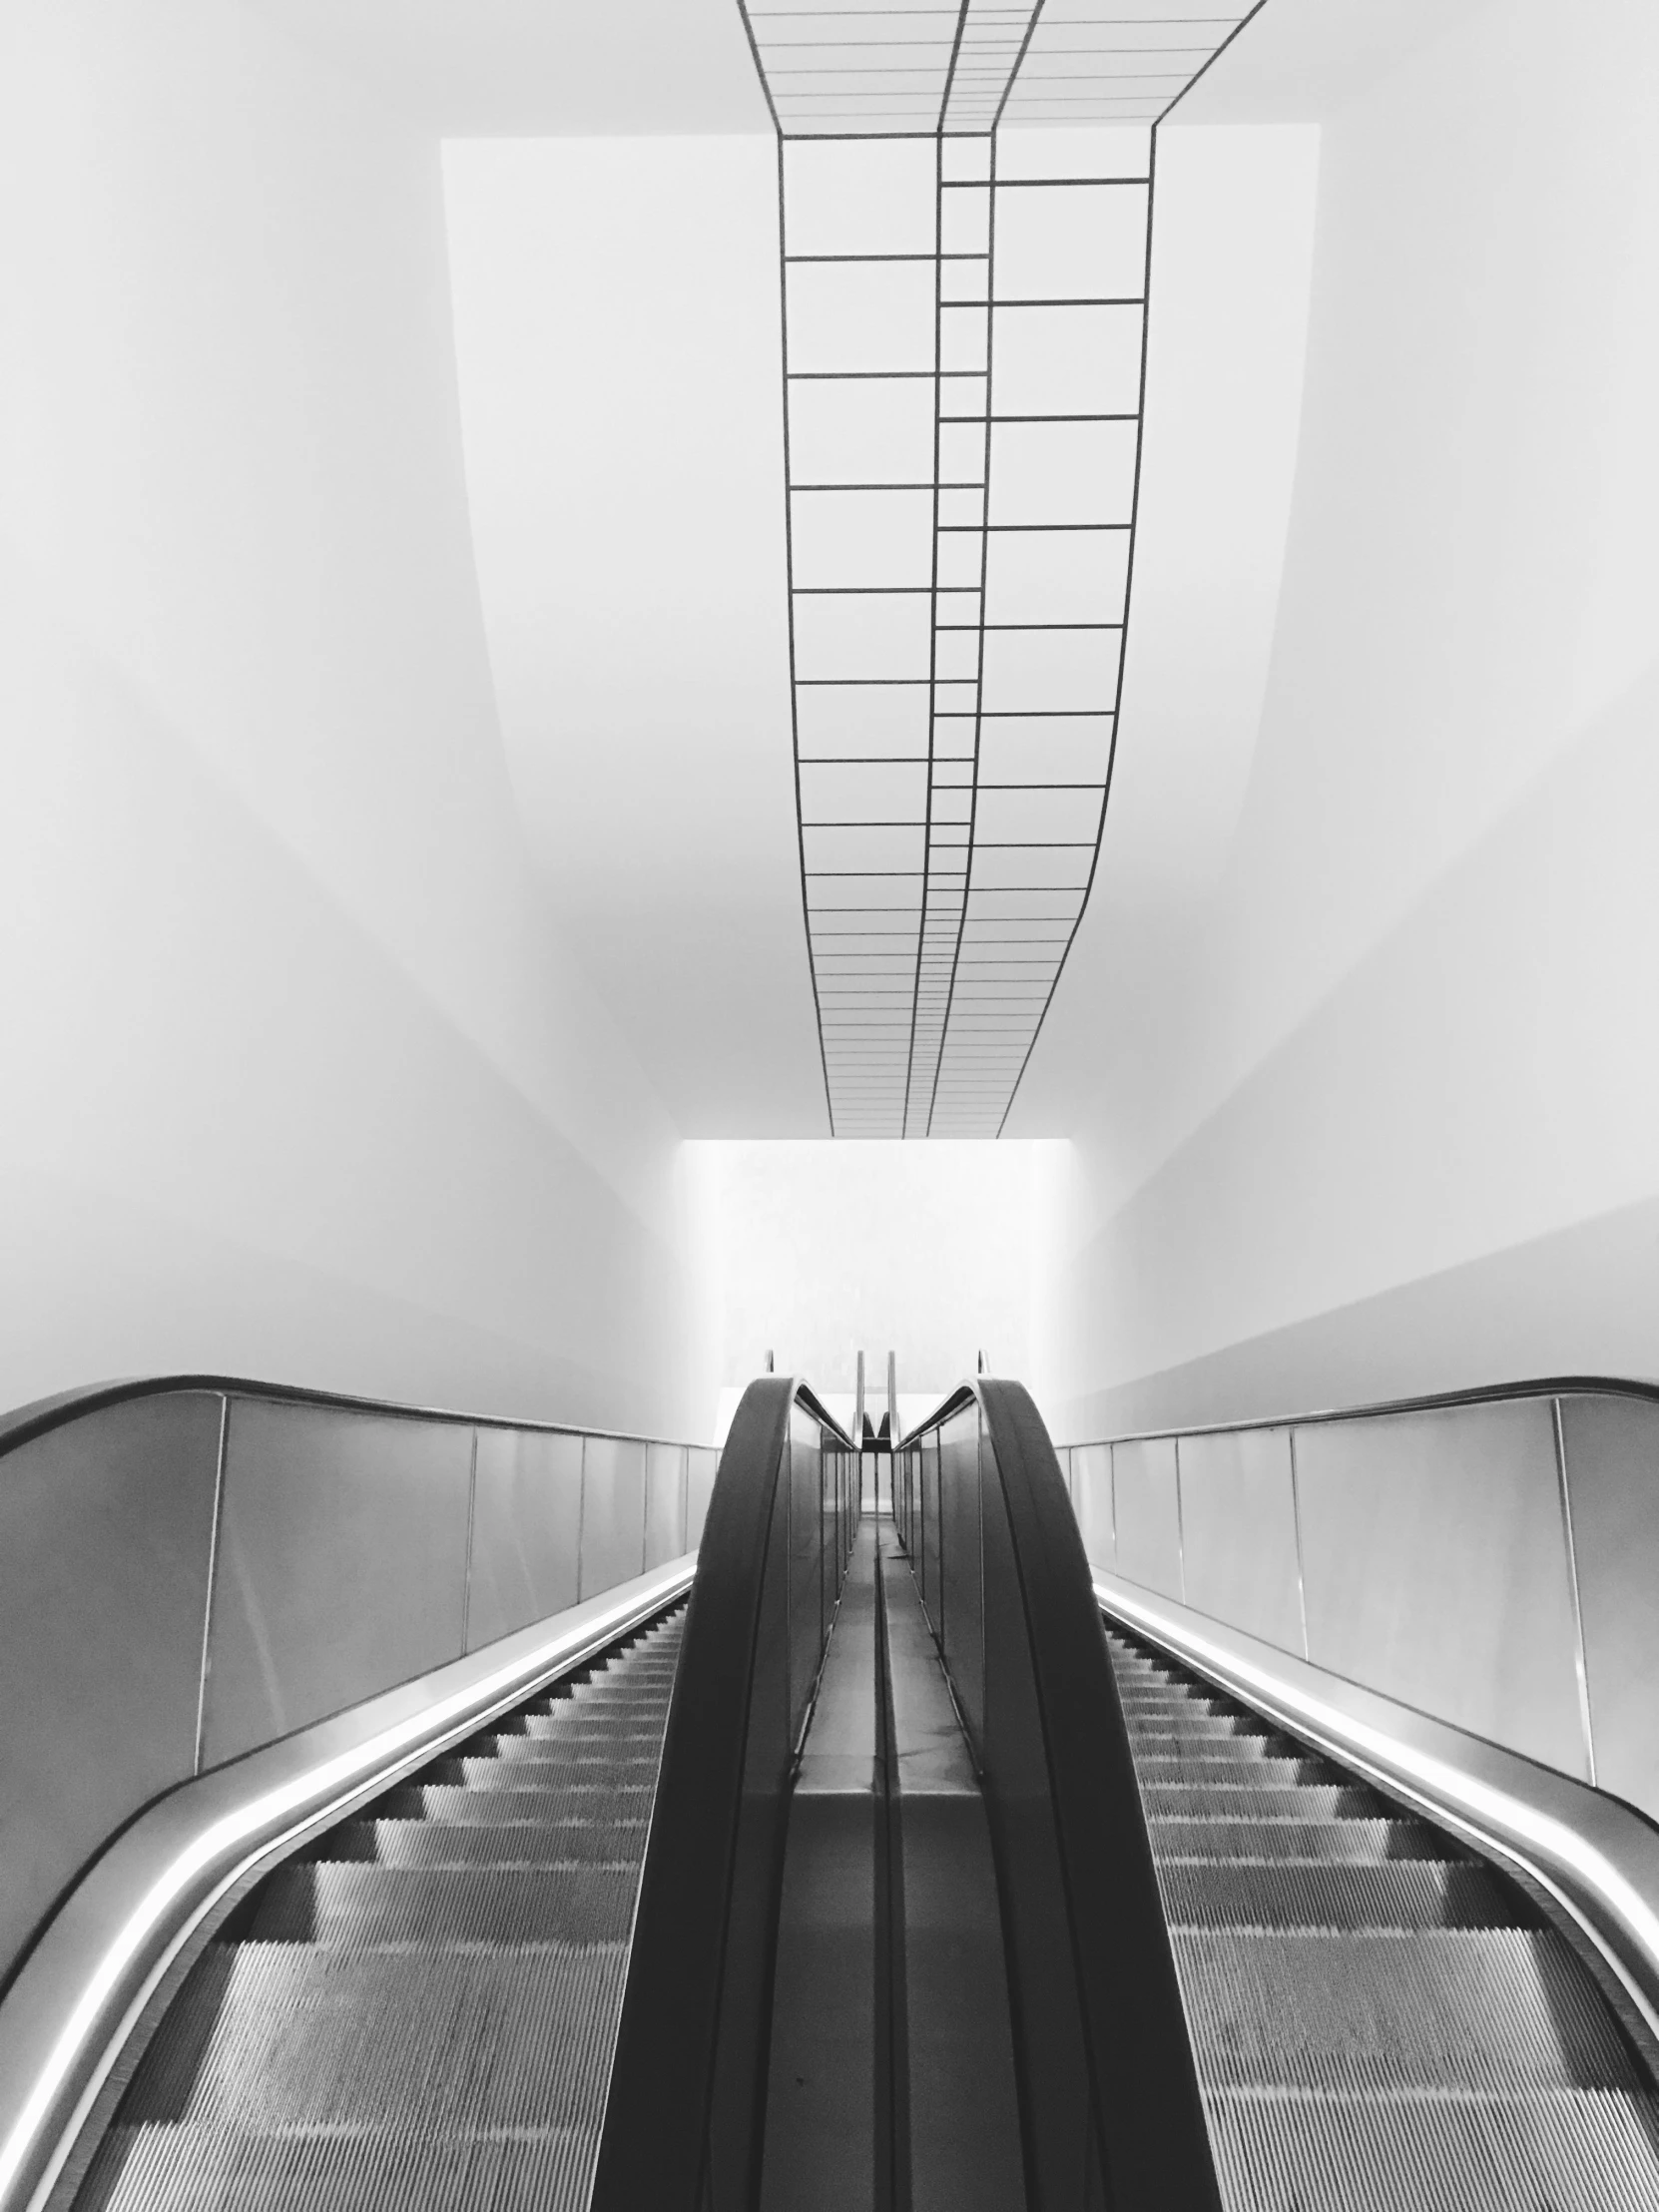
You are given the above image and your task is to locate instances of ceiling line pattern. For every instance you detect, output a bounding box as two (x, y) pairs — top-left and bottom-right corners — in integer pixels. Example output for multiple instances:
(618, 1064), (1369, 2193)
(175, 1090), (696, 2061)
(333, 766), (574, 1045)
(738, 0), (1259, 1134)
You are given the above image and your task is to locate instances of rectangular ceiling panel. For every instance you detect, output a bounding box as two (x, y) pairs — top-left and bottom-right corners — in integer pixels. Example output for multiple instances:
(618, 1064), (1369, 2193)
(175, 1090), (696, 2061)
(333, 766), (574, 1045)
(742, 0), (1253, 1132)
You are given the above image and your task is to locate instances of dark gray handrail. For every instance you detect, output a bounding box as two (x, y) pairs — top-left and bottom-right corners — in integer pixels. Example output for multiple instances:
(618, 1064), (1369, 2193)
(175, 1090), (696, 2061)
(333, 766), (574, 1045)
(592, 1377), (856, 2211)
(0, 1371), (703, 1462)
(893, 1380), (1222, 2212)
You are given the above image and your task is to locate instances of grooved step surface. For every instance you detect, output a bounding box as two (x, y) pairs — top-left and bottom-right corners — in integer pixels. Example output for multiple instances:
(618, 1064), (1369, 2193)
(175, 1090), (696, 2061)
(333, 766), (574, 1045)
(1107, 1625), (1659, 2210)
(77, 1609), (684, 2212)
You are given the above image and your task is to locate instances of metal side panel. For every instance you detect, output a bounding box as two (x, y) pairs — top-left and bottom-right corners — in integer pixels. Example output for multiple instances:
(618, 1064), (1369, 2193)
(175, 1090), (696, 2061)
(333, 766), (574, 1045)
(202, 1399), (475, 1765)
(466, 1427), (583, 1649)
(0, 1394), (225, 1999)
(0, 1555), (696, 2212)
(1092, 1567), (1659, 2067)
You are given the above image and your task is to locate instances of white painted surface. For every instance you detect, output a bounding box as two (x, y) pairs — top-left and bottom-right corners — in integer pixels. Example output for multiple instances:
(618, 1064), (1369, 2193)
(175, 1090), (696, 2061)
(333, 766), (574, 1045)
(0, 2), (719, 1437)
(1023, 0), (1659, 1436)
(250, 0), (770, 136)
(689, 1140), (1061, 1409)
(443, 138), (827, 1136)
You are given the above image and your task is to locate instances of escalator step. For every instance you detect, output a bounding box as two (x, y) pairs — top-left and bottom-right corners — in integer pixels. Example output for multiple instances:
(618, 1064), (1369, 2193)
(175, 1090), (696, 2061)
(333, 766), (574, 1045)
(1140, 1783), (1400, 1822)
(1150, 1818), (1449, 1863)
(374, 1782), (654, 1825)
(78, 2122), (598, 2212)
(1132, 1753), (1338, 1787)
(323, 1820), (648, 1872)
(1170, 1929), (1646, 2092)
(1156, 1860), (1529, 1931)
(118, 1945), (631, 2127)
(1204, 2086), (1659, 2212)
(241, 1865), (641, 1944)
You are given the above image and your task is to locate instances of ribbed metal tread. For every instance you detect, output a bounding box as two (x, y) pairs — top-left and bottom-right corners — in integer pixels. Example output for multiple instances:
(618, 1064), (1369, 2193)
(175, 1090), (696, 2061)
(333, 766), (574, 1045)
(117, 1945), (631, 2125)
(378, 1781), (655, 1826)
(339, 1820), (649, 1872)
(1205, 2088), (1659, 2212)
(1142, 1782), (1398, 1821)
(1172, 1928), (1642, 2091)
(1133, 1751), (1336, 1786)
(1149, 1816), (1450, 1863)
(1106, 1624), (1659, 2208)
(1158, 1860), (1525, 1931)
(79, 2124), (596, 2212)
(78, 1607), (686, 2212)
(244, 1865), (643, 1943)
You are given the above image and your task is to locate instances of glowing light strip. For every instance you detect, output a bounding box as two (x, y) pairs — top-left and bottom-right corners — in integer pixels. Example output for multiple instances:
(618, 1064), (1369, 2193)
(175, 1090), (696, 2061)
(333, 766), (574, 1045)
(1095, 1574), (1659, 2043)
(0, 1566), (693, 2212)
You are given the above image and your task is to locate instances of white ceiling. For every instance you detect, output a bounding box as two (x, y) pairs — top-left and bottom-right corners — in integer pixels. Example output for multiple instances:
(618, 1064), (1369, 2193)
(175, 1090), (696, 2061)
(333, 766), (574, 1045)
(256, 0), (772, 134)
(443, 135), (828, 1135)
(258, 0), (1490, 1140)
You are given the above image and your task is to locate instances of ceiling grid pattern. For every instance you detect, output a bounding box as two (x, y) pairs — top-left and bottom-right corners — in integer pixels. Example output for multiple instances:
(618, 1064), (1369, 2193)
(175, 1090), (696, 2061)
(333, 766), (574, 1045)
(740, 0), (1258, 1133)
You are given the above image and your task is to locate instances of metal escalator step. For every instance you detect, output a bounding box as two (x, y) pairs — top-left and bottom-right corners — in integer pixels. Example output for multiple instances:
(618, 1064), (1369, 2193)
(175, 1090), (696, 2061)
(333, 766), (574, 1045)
(1123, 1730), (1297, 1761)
(1133, 1754), (1343, 1791)
(243, 1866), (641, 1944)
(118, 1944), (630, 2129)
(1170, 1929), (1647, 2093)
(1203, 2087), (1659, 2212)
(78, 2121), (600, 2212)
(1132, 1752), (1335, 1787)
(486, 1736), (665, 1765)
(1150, 1818), (1445, 1863)
(504, 1716), (665, 1739)
(436, 1752), (660, 1789)
(1140, 1784), (1398, 1823)
(1156, 1860), (1528, 1932)
(327, 1821), (648, 1872)
(1123, 1717), (1277, 1743)
(376, 1782), (653, 1826)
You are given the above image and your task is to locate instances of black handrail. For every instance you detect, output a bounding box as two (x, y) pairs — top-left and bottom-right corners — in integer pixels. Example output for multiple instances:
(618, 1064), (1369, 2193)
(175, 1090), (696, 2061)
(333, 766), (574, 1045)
(895, 1380), (1222, 2212)
(592, 1377), (857, 2212)
(1055, 1371), (1659, 1452)
(0, 1371), (700, 1463)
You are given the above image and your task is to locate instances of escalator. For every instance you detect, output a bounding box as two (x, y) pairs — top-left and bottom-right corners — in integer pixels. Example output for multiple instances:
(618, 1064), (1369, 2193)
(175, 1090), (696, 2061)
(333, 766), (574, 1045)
(71, 1610), (686, 2212)
(19, 1374), (1659, 2212)
(1106, 1623), (1659, 2210)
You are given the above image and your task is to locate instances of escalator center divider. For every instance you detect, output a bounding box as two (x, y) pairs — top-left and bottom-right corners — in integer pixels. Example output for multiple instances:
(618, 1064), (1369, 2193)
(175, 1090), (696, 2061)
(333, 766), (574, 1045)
(906, 1382), (1224, 2212)
(591, 1380), (857, 2212)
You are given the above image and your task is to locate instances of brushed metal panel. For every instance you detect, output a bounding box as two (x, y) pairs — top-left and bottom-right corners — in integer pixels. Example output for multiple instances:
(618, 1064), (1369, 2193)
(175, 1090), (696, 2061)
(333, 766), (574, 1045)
(1560, 1393), (1659, 1820)
(464, 1426), (582, 1651)
(202, 1400), (471, 1766)
(788, 1418), (824, 1744)
(940, 1407), (984, 1745)
(578, 1435), (648, 1599)
(1071, 1442), (1113, 1572)
(0, 1393), (223, 1988)
(1177, 1426), (1302, 1654)
(645, 1442), (687, 1570)
(921, 1434), (942, 1635)
(1111, 1436), (1180, 1599)
(687, 1447), (719, 1549)
(1295, 1401), (1584, 1773)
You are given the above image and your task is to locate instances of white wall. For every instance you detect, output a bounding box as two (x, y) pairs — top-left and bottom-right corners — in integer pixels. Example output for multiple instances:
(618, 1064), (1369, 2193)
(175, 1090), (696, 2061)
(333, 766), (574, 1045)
(0, 1), (718, 1437)
(690, 1140), (1058, 1413)
(442, 138), (826, 1136)
(1024, 0), (1659, 1437)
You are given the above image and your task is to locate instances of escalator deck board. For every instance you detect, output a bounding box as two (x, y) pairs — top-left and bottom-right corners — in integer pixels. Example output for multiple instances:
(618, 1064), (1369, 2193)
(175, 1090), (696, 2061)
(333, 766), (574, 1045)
(75, 1610), (685, 2212)
(1107, 1627), (1659, 2212)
